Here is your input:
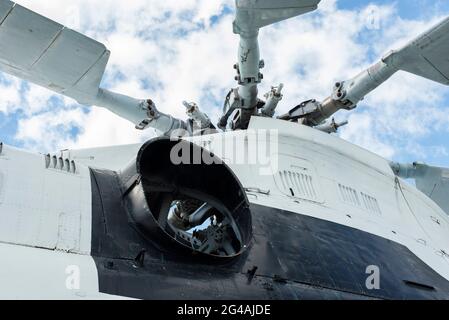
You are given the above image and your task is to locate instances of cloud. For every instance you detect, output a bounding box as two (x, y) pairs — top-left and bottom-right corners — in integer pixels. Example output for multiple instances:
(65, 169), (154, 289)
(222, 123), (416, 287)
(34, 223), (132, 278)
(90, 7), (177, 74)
(0, 77), (21, 114)
(340, 113), (396, 159)
(15, 108), (86, 152)
(0, 0), (448, 168)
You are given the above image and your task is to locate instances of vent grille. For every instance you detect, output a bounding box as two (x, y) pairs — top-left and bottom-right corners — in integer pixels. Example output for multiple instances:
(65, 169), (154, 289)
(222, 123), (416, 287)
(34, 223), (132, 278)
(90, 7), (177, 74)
(279, 170), (317, 200)
(338, 184), (360, 206)
(45, 154), (77, 174)
(361, 192), (381, 214)
(338, 183), (381, 214)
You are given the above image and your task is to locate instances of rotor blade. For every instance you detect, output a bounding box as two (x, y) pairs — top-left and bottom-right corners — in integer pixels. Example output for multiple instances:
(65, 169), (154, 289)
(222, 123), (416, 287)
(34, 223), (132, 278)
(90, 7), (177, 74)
(303, 15), (449, 126)
(417, 167), (449, 216)
(0, 0), (186, 134)
(391, 162), (449, 216)
(344, 15), (449, 104)
(385, 16), (449, 85)
(234, 0), (320, 33)
(0, 0), (109, 102)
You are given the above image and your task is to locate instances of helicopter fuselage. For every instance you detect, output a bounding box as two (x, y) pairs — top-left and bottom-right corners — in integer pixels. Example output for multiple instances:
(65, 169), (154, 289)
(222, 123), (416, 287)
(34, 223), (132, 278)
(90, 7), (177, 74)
(0, 117), (449, 299)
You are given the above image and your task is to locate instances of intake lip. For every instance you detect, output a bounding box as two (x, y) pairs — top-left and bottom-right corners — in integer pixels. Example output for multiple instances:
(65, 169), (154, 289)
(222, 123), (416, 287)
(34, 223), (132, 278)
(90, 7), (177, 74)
(123, 137), (253, 260)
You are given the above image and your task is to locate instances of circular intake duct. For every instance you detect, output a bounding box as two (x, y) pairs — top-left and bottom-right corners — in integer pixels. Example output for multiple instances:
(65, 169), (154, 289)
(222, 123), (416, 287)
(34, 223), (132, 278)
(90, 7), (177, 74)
(125, 137), (252, 259)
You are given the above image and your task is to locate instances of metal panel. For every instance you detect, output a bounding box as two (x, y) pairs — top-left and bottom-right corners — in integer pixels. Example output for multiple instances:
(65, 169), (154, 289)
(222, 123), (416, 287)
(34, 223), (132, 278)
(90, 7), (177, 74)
(66, 50), (110, 100)
(0, 171), (4, 205)
(360, 192), (381, 214)
(0, 1), (109, 100)
(415, 166), (449, 215)
(0, 0), (13, 24)
(33, 28), (107, 92)
(0, 4), (63, 69)
(338, 183), (360, 206)
(0, 145), (92, 254)
(273, 154), (323, 203)
(90, 167), (449, 299)
(235, 0), (320, 29)
(393, 17), (449, 85)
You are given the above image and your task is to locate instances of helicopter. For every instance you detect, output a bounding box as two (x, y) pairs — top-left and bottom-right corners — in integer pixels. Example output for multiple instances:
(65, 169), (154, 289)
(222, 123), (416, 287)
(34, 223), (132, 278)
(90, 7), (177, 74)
(1, 0), (449, 300)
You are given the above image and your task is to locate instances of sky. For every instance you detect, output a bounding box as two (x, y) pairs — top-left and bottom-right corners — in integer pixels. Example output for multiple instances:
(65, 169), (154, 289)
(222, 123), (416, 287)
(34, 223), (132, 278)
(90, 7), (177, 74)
(1, 0), (449, 167)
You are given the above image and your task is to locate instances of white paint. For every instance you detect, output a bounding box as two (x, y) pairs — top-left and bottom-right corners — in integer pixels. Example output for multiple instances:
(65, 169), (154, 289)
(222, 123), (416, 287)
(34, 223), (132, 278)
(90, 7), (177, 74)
(60, 143), (144, 172)
(65, 265), (80, 290)
(0, 144), (92, 254)
(192, 117), (449, 282)
(0, 243), (125, 300)
(2, 116), (449, 299)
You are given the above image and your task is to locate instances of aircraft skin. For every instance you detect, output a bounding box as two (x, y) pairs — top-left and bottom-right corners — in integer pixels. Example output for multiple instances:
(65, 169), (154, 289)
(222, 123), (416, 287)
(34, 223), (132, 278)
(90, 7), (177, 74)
(1, 117), (449, 300)
(1, 0), (449, 300)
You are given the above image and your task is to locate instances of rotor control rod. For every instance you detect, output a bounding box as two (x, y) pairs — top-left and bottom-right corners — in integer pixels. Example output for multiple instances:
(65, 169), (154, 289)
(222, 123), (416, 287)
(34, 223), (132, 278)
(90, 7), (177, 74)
(261, 84), (284, 117)
(183, 101), (212, 130)
(315, 119), (348, 133)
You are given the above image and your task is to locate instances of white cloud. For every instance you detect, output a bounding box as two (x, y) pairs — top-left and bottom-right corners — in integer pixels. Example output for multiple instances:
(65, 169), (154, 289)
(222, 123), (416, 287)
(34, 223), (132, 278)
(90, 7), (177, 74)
(0, 0), (448, 165)
(72, 108), (156, 149)
(0, 75), (21, 114)
(340, 113), (396, 159)
(15, 108), (86, 152)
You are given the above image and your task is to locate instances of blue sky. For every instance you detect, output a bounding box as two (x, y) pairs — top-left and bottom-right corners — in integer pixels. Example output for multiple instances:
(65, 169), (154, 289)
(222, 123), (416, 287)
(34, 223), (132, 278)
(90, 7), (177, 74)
(339, 0), (449, 19)
(1, 0), (449, 168)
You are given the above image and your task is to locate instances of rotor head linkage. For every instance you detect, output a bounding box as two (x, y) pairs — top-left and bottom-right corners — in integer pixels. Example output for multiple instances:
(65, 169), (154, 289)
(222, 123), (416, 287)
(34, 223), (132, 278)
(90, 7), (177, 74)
(183, 101), (216, 134)
(390, 161), (427, 179)
(261, 84), (284, 118)
(315, 118), (348, 134)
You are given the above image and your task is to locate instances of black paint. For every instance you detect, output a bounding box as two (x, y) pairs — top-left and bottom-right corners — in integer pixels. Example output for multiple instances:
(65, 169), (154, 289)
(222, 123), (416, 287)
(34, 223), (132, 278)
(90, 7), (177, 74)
(90, 166), (449, 300)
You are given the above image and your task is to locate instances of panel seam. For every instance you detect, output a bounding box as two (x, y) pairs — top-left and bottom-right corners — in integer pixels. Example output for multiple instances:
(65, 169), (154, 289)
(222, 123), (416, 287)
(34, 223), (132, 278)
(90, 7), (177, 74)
(0, 3), (15, 27)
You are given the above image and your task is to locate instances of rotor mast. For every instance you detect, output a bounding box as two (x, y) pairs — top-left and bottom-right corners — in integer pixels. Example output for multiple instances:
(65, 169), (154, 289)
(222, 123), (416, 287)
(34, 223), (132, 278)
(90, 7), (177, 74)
(231, 8), (263, 129)
(218, 0), (321, 130)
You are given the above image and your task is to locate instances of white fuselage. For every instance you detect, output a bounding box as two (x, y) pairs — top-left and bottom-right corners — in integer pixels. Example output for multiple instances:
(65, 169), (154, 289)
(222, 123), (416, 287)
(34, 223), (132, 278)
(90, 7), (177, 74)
(0, 117), (448, 299)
